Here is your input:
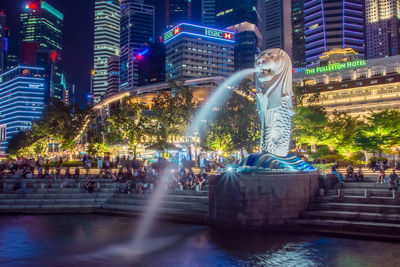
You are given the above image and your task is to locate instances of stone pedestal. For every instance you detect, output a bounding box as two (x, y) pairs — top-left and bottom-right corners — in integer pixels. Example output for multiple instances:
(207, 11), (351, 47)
(209, 172), (320, 228)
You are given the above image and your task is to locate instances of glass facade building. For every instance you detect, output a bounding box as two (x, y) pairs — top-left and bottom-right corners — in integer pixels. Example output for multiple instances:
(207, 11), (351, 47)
(365, 0), (400, 59)
(292, 0), (306, 67)
(215, 0), (257, 28)
(20, 1), (64, 99)
(202, 0), (215, 27)
(0, 12), (6, 73)
(163, 23), (235, 79)
(120, 0), (155, 90)
(93, 0), (120, 103)
(304, 0), (364, 66)
(0, 66), (46, 152)
(166, 0), (192, 28)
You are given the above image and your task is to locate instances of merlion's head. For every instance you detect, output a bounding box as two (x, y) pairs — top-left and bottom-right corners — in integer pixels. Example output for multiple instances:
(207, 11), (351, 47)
(254, 48), (293, 98)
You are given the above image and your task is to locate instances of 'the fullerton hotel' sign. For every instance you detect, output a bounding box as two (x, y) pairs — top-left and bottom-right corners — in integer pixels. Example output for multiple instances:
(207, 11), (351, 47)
(306, 60), (366, 75)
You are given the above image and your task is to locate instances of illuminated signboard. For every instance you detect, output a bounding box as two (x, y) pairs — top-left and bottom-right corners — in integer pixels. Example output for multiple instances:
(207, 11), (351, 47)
(163, 23), (235, 43)
(305, 60), (366, 75)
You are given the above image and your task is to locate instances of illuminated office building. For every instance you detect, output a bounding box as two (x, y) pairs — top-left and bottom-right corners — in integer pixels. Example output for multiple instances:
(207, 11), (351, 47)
(105, 55), (120, 98)
(304, 0), (364, 66)
(93, 0), (120, 103)
(0, 66), (46, 152)
(202, 0), (215, 26)
(215, 0), (257, 28)
(20, 1), (64, 99)
(0, 12), (6, 73)
(166, 0), (192, 28)
(292, 0), (305, 67)
(163, 23), (235, 79)
(365, 0), (400, 59)
(120, 0), (155, 90)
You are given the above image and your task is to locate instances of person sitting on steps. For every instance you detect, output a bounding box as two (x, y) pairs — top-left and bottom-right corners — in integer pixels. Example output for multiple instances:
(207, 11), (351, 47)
(355, 167), (364, 182)
(389, 169), (399, 190)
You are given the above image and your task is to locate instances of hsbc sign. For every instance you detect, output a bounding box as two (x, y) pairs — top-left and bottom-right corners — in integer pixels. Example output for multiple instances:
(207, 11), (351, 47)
(163, 23), (235, 43)
(204, 29), (233, 40)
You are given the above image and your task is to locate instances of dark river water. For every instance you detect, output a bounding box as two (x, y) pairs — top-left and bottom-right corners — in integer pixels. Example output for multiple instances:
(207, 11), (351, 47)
(0, 214), (398, 267)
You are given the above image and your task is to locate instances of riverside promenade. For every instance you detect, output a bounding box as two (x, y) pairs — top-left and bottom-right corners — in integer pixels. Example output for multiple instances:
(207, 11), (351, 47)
(1, 169), (400, 241)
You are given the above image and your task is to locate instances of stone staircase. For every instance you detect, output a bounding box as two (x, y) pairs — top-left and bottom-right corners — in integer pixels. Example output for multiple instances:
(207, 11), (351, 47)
(101, 190), (209, 223)
(0, 178), (210, 223)
(295, 174), (400, 241)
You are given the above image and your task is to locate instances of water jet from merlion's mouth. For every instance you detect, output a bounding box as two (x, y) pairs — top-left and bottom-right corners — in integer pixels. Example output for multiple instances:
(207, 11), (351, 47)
(130, 68), (258, 251)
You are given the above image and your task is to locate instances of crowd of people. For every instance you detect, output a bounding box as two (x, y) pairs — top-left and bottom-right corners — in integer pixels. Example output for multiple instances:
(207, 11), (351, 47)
(331, 162), (400, 190)
(0, 156), (210, 195)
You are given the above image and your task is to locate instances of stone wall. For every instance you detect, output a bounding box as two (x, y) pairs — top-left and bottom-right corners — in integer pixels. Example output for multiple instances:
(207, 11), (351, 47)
(209, 172), (320, 228)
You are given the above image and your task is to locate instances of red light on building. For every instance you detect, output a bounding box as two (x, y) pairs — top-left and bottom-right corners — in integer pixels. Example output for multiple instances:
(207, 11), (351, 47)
(50, 51), (57, 62)
(29, 3), (38, 9)
(137, 54), (142, 61)
(174, 27), (180, 35)
(223, 33), (233, 40)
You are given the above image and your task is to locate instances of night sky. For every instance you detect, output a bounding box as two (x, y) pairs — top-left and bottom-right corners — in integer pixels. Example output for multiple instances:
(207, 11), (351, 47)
(0, 0), (201, 107)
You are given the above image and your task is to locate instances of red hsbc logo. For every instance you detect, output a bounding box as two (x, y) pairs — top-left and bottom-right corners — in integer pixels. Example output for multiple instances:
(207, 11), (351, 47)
(174, 27), (181, 35)
(223, 33), (233, 39)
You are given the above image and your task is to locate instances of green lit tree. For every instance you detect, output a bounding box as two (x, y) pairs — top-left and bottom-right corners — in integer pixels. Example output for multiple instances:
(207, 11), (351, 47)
(108, 99), (150, 159)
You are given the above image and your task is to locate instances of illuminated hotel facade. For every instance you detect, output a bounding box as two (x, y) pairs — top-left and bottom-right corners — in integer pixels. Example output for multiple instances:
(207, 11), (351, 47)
(163, 23), (235, 80)
(93, 0), (120, 103)
(0, 66), (46, 152)
(294, 52), (400, 116)
(304, 0), (364, 66)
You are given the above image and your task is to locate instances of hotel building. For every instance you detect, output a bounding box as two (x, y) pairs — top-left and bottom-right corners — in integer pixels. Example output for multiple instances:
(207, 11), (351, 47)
(294, 49), (400, 116)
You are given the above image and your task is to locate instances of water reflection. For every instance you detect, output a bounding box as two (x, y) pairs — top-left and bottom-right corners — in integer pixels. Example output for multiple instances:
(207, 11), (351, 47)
(0, 215), (398, 266)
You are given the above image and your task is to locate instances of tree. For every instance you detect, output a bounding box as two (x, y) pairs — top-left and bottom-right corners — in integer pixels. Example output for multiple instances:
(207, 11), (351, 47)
(108, 99), (150, 159)
(149, 79), (196, 155)
(356, 110), (400, 156)
(322, 111), (362, 161)
(292, 105), (328, 153)
(200, 79), (261, 156)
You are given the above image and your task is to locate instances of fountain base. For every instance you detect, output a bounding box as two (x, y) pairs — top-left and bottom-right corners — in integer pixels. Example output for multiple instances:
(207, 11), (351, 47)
(238, 153), (315, 173)
(209, 172), (320, 228)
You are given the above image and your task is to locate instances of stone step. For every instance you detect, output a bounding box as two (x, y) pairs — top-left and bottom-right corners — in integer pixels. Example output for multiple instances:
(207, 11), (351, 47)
(106, 198), (208, 210)
(311, 202), (400, 214)
(0, 193), (114, 199)
(295, 218), (400, 233)
(0, 198), (108, 204)
(0, 203), (102, 210)
(101, 203), (209, 216)
(316, 195), (400, 205)
(22, 188), (117, 194)
(301, 210), (400, 224)
(342, 182), (392, 189)
(327, 188), (394, 197)
(111, 193), (209, 204)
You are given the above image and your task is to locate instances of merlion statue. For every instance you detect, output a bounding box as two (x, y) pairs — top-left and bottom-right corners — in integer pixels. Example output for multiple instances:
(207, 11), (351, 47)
(255, 48), (294, 157)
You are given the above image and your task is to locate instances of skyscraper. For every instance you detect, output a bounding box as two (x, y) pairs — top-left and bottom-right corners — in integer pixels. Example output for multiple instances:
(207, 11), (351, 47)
(0, 12), (6, 73)
(0, 66), (46, 152)
(227, 22), (261, 71)
(120, 0), (155, 90)
(258, 0), (292, 54)
(166, 0), (192, 28)
(20, 1), (64, 99)
(215, 0), (257, 29)
(202, 0), (215, 26)
(291, 0), (305, 67)
(93, 0), (120, 103)
(105, 55), (120, 98)
(365, 0), (400, 59)
(164, 23), (235, 79)
(304, 0), (364, 66)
